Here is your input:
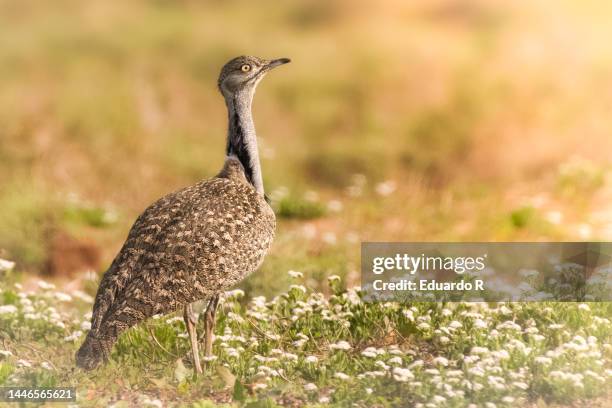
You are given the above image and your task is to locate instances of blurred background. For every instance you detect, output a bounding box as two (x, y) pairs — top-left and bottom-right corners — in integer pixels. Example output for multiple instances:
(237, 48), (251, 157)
(1, 0), (611, 297)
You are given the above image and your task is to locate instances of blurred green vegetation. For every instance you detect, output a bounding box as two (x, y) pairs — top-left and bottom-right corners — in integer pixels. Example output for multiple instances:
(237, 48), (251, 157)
(0, 0), (611, 294)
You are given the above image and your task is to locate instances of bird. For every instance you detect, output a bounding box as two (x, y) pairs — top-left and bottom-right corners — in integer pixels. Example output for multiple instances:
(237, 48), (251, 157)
(76, 55), (290, 372)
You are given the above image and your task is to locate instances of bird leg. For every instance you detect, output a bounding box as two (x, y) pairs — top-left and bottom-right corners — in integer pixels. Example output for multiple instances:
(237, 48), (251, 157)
(203, 294), (220, 358)
(183, 303), (202, 374)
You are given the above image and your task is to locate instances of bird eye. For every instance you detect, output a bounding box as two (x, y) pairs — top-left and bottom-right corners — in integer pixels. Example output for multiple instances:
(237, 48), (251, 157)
(240, 64), (251, 72)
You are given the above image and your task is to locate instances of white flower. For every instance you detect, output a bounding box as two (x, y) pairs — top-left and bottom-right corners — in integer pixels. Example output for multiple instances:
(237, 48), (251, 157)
(64, 331), (83, 342)
(474, 319), (488, 329)
(432, 357), (449, 366)
(365, 388), (373, 394)
(327, 200), (343, 212)
(81, 321), (92, 331)
(54, 292), (72, 302)
(534, 356), (552, 365)
(376, 181), (396, 196)
(392, 367), (414, 382)
(329, 341), (351, 351)
(305, 355), (318, 364)
(578, 303), (590, 311)
(37, 280), (55, 290)
(471, 347), (489, 355)
(225, 289), (245, 299)
(334, 372), (350, 380)
(288, 270), (303, 279)
(403, 309), (415, 321)
(142, 398), (162, 408)
(0, 350), (13, 357)
(319, 397), (330, 403)
(202, 356), (217, 362)
(387, 356), (402, 365)
(361, 349), (378, 358)
(304, 383), (317, 391)
(72, 290), (94, 303)
(253, 383), (267, 391)
(513, 381), (528, 390)
(0, 258), (15, 272)
(327, 275), (341, 283)
(289, 284), (307, 293)
(0, 305), (17, 314)
(17, 359), (32, 367)
(408, 360), (424, 369)
(449, 320), (462, 329)
(492, 350), (510, 360)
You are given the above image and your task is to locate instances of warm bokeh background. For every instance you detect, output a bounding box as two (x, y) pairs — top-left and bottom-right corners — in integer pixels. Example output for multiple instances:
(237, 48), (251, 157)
(2, 0), (612, 296)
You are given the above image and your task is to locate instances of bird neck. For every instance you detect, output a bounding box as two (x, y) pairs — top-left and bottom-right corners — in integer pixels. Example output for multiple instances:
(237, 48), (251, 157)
(225, 91), (264, 195)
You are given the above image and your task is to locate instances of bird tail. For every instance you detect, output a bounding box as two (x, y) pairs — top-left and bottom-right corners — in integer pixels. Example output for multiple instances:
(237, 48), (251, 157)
(76, 332), (114, 370)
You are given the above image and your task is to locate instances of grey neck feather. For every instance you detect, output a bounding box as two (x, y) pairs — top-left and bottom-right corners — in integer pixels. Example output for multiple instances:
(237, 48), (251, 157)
(224, 89), (264, 195)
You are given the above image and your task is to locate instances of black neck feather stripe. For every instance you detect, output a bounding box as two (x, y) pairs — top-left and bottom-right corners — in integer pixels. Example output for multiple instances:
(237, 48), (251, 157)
(226, 111), (256, 189)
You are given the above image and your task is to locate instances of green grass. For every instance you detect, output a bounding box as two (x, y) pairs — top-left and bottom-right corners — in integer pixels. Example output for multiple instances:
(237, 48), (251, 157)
(0, 276), (610, 407)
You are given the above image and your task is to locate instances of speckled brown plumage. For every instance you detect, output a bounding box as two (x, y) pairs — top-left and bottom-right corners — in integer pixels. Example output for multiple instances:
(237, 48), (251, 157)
(76, 56), (289, 370)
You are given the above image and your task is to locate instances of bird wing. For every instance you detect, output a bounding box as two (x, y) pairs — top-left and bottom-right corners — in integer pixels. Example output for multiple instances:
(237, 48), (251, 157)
(90, 176), (275, 334)
(90, 182), (201, 334)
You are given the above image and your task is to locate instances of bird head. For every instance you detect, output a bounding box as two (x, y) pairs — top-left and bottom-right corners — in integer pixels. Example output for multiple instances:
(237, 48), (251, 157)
(218, 56), (290, 98)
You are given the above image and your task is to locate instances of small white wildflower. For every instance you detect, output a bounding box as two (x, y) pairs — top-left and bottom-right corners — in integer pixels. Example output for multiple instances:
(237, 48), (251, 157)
(365, 387), (373, 394)
(432, 356), (449, 366)
(439, 336), (450, 344)
(54, 292), (72, 302)
(81, 321), (92, 331)
(0, 258), (15, 271)
(319, 397), (330, 403)
(253, 383), (268, 391)
(0, 350), (13, 357)
(40, 361), (53, 370)
(387, 356), (402, 365)
(534, 356), (552, 365)
(578, 303), (590, 311)
(513, 381), (528, 390)
(329, 340), (351, 351)
(392, 367), (414, 382)
(304, 383), (317, 391)
(289, 284), (307, 293)
(0, 305), (17, 314)
(305, 355), (318, 364)
(17, 359), (32, 368)
(375, 180), (396, 196)
(417, 322), (431, 330)
(64, 331), (83, 342)
(334, 372), (350, 380)
(225, 289), (244, 299)
(37, 280), (55, 290)
(288, 270), (303, 279)
(72, 290), (94, 303)
(327, 200), (343, 212)
(322, 232), (337, 245)
(361, 349), (377, 358)
(408, 360), (424, 369)
(449, 320), (462, 329)
(327, 275), (341, 283)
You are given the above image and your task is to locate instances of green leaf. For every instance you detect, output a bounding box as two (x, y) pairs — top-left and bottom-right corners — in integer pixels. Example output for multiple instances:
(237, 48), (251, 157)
(232, 380), (247, 402)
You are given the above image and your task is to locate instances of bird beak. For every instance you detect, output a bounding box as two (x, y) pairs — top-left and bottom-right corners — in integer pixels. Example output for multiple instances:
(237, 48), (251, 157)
(266, 58), (291, 70)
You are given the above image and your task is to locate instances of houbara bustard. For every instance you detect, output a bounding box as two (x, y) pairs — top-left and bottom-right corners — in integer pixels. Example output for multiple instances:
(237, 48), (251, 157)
(76, 56), (290, 372)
